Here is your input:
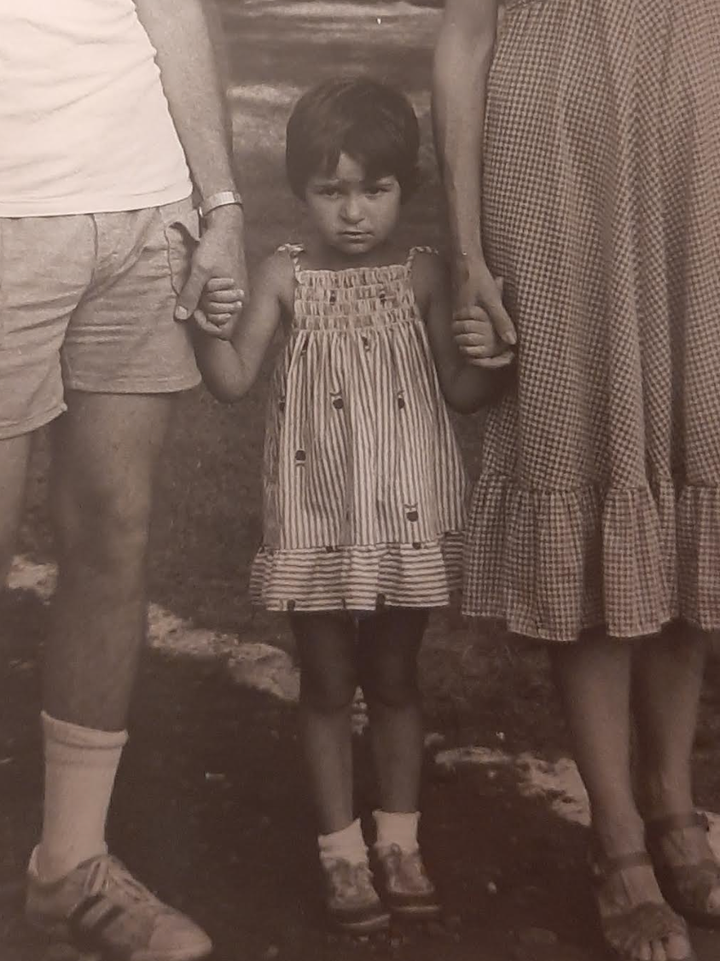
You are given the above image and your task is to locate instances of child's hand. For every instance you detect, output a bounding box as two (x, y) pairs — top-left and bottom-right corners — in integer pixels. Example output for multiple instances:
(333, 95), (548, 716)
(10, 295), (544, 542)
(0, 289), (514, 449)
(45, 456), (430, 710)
(452, 275), (515, 369)
(197, 277), (245, 341)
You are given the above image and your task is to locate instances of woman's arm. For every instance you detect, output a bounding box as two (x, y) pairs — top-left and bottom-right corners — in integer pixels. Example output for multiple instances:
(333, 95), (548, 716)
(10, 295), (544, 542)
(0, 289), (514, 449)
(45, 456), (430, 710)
(432, 0), (515, 346)
(194, 253), (289, 403)
(417, 254), (512, 414)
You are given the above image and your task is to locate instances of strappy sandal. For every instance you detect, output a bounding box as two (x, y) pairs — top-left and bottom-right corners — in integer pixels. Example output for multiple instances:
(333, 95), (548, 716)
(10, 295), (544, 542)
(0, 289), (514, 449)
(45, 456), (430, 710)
(646, 812), (720, 929)
(588, 848), (696, 961)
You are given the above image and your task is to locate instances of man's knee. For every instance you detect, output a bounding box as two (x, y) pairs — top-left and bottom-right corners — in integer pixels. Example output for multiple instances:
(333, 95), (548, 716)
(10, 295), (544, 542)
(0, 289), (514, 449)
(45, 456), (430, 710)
(53, 476), (153, 573)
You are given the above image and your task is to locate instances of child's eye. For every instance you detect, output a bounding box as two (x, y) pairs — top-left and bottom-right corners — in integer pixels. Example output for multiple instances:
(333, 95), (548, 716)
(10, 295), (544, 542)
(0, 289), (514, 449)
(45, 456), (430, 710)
(318, 187), (340, 198)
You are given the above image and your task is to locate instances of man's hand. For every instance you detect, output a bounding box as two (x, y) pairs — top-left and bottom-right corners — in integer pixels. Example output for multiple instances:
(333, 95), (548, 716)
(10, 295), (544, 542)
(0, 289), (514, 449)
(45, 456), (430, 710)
(174, 207), (247, 340)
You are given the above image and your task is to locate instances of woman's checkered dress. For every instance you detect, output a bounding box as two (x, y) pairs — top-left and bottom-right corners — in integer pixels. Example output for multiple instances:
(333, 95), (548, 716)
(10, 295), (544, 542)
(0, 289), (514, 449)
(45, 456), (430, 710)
(463, 0), (720, 641)
(250, 246), (467, 613)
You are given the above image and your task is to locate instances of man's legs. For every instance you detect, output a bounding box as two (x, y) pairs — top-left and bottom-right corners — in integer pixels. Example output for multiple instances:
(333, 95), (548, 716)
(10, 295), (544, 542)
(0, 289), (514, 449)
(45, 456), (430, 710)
(27, 391), (212, 961)
(36, 391), (174, 878)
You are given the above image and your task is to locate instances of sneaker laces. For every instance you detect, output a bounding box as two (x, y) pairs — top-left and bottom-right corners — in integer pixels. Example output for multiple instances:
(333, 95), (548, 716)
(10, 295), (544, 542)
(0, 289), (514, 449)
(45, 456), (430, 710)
(82, 856), (165, 911)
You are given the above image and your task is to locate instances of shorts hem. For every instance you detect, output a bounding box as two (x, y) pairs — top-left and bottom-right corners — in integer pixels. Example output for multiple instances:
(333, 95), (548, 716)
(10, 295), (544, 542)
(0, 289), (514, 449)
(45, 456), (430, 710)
(0, 404), (66, 440)
(64, 374), (202, 395)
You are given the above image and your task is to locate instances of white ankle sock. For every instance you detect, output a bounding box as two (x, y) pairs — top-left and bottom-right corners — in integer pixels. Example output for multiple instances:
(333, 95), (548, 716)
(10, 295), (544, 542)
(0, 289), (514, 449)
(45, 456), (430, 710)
(373, 810), (420, 854)
(318, 818), (368, 866)
(35, 711), (127, 882)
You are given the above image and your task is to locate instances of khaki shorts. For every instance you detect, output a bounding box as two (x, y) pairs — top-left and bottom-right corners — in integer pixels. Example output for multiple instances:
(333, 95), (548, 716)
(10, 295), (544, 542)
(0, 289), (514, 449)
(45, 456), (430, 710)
(0, 198), (202, 439)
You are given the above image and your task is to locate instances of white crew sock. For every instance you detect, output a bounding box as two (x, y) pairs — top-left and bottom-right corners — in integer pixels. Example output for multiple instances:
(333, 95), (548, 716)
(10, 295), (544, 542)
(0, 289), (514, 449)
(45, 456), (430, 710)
(318, 818), (368, 866)
(34, 711), (127, 882)
(373, 809), (420, 855)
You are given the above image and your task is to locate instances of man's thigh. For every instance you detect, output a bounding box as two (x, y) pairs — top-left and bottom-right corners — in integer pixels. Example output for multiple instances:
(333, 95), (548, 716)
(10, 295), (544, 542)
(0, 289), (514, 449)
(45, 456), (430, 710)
(0, 216), (94, 439)
(51, 392), (177, 536)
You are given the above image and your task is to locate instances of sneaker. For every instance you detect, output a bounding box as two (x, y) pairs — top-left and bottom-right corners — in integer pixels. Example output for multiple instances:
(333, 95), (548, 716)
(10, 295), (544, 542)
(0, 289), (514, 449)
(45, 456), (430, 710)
(321, 858), (390, 934)
(26, 852), (213, 961)
(374, 845), (441, 919)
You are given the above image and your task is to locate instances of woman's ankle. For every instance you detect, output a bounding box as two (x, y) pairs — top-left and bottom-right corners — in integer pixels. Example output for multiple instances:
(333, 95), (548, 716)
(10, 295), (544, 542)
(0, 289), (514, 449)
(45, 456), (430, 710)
(591, 811), (647, 858)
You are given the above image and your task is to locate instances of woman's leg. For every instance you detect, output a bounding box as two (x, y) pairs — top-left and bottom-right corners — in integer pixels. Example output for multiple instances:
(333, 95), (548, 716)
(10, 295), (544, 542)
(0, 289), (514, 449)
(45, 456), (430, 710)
(550, 634), (691, 961)
(633, 624), (720, 914)
(550, 634), (643, 853)
(632, 624), (706, 819)
(291, 611), (358, 835)
(358, 607), (428, 815)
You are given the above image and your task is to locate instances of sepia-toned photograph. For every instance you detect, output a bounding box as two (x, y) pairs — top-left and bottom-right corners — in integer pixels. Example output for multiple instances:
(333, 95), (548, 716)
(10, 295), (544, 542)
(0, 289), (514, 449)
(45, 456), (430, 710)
(1, 2), (720, 960)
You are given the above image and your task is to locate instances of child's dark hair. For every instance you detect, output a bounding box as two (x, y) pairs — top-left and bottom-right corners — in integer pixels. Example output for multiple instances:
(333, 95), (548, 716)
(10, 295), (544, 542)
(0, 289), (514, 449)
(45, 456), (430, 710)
(286, 77), (420, 201)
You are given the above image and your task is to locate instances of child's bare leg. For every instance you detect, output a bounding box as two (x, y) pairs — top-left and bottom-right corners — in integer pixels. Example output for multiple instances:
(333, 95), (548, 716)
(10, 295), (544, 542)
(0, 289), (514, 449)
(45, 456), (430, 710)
(550, 633), (691, 961)
(358, 607), (428, 814)
(359, 607), (439, 918)
(291, 611), (358, 834)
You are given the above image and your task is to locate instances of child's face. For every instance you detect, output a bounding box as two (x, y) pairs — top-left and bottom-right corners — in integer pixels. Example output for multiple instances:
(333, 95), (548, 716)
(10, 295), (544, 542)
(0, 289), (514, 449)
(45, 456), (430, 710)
(304, 153), (402, 258)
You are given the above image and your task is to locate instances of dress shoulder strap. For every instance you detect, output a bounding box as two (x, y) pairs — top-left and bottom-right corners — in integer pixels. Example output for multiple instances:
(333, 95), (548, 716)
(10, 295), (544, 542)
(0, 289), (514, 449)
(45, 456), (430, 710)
(276, 243), (304, 277)
(405, 245), (438, 269)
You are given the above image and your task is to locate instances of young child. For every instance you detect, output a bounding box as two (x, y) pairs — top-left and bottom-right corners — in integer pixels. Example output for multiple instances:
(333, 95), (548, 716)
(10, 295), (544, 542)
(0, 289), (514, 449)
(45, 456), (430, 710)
(195, 77), (509, 934)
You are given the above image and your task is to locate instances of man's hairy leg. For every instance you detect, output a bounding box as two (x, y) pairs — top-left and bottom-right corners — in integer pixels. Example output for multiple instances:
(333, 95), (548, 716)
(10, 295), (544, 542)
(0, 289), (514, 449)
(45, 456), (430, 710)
(35, 391), (176, 882)
(44, 391), (175, 730)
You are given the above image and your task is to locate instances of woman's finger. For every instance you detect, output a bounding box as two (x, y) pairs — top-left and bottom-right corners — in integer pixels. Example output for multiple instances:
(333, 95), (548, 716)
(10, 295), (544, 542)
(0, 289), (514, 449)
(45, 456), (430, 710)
(455, 333), (491, 348)
(452, 318), (492, 337)
(469, 350), (516, 369)
(486, 296), (517, 346)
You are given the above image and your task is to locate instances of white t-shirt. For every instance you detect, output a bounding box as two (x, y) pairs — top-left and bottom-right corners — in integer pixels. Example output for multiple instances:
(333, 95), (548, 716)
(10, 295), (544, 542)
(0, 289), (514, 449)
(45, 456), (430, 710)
(0, 0), (192, 216)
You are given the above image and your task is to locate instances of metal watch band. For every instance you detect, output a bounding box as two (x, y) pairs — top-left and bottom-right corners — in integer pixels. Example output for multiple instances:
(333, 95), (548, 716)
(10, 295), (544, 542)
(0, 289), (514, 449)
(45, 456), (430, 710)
(199, 190), (244, 218)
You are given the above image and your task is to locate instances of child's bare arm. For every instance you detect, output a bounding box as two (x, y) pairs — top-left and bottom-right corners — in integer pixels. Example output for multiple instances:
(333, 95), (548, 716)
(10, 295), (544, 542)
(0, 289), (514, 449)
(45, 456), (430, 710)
(194, 251), (290, 402)
(416, 252), (512, 414)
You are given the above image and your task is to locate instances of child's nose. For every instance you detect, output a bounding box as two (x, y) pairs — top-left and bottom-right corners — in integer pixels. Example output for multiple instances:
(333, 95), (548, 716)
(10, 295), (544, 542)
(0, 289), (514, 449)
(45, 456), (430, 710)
(341, 195), (363, 222)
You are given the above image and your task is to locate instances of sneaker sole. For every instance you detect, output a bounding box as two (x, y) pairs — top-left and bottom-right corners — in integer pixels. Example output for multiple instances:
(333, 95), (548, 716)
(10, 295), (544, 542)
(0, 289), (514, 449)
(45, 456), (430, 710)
(388, 902), (442, 920)
(329, 910), (391, 935)
(28, 915), (213, 961)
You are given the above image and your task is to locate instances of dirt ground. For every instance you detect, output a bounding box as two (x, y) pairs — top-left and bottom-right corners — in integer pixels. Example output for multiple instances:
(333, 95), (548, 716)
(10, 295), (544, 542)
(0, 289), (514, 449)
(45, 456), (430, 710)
(3, 588), (720, 961)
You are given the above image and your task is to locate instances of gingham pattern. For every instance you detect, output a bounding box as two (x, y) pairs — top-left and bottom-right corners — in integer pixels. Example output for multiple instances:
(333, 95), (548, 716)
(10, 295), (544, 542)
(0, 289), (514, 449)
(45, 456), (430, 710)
(463, 0), (720, 640)
(250, 246), (468, 612)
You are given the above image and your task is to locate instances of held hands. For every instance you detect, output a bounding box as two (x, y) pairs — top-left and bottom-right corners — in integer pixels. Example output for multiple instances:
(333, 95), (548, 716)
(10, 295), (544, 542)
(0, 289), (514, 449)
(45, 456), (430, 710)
(199, 277), (245, 333)
(174, 207), (247, 340)
(452, 254), (516, 368)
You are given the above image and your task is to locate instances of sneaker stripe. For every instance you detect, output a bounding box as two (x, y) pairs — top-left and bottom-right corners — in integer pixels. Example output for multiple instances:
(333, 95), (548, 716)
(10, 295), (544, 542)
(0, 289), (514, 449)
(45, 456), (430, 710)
(68, 895), (125, 948)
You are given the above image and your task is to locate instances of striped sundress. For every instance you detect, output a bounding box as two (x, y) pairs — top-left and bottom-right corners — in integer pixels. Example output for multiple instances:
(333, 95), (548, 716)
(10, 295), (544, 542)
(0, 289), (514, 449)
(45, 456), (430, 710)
(463, 0), (720, 641)
(250, 245), (467, 613)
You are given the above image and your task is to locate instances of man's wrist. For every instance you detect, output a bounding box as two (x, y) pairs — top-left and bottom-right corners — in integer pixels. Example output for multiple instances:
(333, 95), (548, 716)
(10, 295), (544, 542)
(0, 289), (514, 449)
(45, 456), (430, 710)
(200, 189), (244, 220)
(202, 203), (245, 229)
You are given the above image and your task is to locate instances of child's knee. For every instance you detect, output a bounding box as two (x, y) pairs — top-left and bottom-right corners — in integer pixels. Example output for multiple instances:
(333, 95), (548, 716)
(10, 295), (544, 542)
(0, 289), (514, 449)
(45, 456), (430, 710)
(300, 669), (357, 714)
(363, 671), (419, 710)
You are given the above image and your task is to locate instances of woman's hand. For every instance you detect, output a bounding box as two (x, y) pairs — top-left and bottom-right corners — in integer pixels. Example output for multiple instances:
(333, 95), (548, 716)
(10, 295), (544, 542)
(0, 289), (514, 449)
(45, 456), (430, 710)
(452, 257), (516, 367)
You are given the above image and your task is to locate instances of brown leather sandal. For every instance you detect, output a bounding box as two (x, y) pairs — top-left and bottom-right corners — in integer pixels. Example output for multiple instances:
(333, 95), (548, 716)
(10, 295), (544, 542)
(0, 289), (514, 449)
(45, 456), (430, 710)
(646, 812), (720, 929)
(588, 848), (696, 961)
